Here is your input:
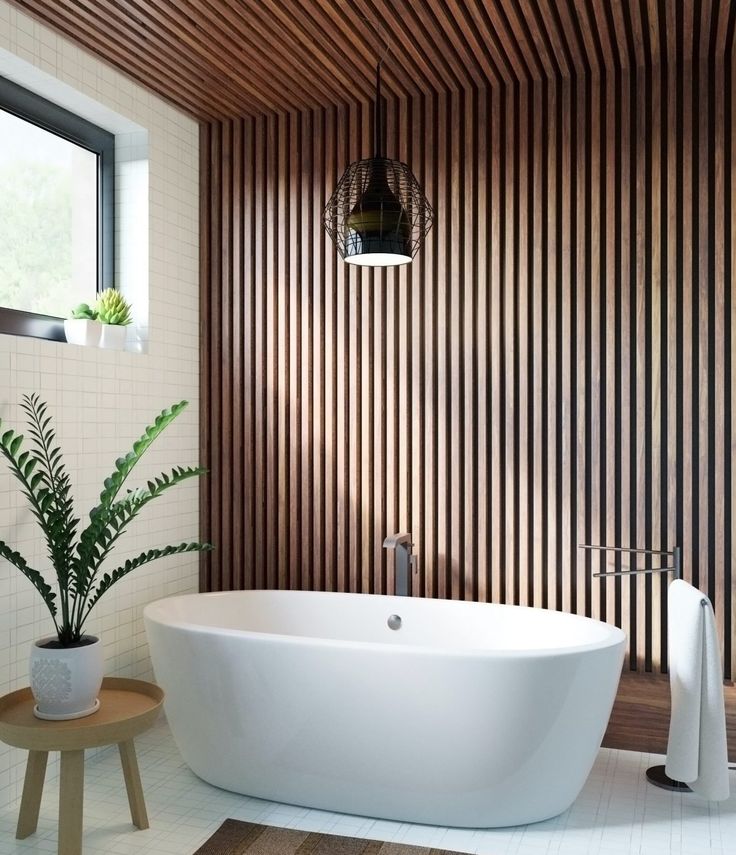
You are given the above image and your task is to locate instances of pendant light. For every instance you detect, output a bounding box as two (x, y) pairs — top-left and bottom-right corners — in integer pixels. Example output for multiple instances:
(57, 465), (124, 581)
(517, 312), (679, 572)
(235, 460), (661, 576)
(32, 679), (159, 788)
(323, 58), (433, 267)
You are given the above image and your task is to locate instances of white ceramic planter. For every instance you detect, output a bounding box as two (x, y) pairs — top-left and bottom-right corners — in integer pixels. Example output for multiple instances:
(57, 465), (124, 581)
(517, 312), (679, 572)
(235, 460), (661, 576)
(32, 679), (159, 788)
(99, 324), (128, 350)
(29, 635), (104, 720)
(63, 318), (101, 347)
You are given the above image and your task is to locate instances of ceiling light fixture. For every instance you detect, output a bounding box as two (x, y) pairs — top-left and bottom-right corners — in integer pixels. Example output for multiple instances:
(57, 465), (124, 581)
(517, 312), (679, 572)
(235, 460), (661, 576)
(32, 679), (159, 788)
(323, 56), (433, 267)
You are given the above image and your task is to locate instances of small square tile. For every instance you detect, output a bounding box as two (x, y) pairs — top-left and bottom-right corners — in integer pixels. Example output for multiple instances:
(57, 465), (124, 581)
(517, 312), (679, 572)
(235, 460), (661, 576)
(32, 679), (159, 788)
(1, 719), (733, 855)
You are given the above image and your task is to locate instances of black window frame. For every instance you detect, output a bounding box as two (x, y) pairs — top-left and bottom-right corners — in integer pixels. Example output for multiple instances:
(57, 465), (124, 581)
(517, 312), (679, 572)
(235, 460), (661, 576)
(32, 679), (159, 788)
(0, 76), (115, 342)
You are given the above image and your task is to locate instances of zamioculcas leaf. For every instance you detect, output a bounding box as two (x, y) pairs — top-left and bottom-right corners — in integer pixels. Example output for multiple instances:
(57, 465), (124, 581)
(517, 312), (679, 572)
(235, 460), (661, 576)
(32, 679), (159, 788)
(0, 542), (57, 616)
(0, 397), (211, 644)
(83, 541), (213, 616)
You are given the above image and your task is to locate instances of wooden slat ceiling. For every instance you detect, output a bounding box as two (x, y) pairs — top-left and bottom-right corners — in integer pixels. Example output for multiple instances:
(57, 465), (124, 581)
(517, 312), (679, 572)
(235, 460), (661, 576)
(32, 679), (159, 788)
(9, 1), (736, 120)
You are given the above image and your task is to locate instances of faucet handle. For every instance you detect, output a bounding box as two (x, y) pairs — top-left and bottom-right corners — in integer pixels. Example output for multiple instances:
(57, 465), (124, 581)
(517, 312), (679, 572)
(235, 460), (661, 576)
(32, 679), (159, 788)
(383, 532), (413, 549)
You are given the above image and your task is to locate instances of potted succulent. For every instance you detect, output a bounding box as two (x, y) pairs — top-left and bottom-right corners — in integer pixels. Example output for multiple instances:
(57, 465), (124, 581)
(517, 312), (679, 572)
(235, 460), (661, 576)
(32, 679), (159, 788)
(0, 395), (212, 720)
(97, 288), (133, 350)
(64, 303), (101, 347)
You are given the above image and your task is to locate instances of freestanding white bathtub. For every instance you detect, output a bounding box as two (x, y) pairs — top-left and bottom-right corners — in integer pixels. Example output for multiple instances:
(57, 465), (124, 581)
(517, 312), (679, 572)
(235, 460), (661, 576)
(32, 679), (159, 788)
(144, 590), (625, 827)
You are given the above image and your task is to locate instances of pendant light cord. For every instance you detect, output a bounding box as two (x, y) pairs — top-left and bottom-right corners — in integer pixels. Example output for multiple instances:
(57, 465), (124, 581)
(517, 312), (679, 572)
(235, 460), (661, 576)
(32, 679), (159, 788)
(374, 59), (383, 158)
(361, 15), (390, 159)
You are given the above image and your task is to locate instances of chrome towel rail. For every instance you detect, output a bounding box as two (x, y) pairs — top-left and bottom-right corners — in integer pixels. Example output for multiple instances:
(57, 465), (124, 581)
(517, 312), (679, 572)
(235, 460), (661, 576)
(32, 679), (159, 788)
(579, 543), (682, 580)
(578, 542), (727, 794)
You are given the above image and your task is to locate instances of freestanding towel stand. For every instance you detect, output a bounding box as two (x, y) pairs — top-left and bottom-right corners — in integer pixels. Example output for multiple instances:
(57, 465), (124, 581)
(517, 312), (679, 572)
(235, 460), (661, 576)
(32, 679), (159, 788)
(579, 542), (693, 791)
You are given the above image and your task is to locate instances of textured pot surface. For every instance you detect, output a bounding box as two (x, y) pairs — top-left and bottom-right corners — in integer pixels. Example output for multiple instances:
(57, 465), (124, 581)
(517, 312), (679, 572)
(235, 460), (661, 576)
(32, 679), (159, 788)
(30, 636), (104, 720)
(63, 319), (101, 347)
(98, 324), (128, 350)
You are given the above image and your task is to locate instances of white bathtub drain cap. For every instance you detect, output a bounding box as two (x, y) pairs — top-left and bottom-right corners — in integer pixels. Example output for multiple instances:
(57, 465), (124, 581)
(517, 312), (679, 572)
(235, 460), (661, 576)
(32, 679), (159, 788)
(387, 614), (402, 630)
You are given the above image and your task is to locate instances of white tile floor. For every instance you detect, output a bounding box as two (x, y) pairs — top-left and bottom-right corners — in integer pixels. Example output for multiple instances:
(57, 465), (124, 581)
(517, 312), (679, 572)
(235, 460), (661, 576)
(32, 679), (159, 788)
(0, 718), (734, 855)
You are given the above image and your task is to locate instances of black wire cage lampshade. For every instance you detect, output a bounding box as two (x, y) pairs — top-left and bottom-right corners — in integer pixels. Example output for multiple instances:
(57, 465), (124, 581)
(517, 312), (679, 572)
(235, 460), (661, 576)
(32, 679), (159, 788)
(323, 61), (433, 267)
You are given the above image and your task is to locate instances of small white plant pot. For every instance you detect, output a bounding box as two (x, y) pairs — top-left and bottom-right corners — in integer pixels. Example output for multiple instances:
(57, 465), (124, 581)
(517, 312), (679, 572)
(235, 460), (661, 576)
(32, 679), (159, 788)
(63, 318), (101, 347)
(99, 324), (128, 350)
(30, 635), (104, 720)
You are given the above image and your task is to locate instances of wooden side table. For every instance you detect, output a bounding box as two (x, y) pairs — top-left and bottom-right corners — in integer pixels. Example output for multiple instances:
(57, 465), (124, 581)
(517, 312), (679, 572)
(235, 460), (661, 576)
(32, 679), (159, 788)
(0, 677), (164, 855)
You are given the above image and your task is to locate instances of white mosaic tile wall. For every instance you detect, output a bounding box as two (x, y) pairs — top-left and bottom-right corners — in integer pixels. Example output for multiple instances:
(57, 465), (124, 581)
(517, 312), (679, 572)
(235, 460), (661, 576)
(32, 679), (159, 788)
(0, 0), (200, 809)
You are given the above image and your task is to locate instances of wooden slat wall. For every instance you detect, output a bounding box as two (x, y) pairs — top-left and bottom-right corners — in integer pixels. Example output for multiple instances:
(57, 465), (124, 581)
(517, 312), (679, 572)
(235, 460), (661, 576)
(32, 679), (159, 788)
(201, 40), (736, 678)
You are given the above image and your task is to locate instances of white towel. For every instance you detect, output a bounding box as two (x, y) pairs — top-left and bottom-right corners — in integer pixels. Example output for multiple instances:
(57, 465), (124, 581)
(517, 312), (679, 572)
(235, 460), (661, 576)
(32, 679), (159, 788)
(665, 579), (730, 800)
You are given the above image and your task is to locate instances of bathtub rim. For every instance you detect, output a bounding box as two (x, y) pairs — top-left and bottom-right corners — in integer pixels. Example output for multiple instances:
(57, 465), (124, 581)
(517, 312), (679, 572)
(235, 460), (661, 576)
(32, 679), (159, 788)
(143, 590), (627, 660)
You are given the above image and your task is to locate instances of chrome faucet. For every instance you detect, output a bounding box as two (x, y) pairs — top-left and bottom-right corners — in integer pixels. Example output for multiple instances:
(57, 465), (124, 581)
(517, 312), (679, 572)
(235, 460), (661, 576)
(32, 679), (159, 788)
(383, 532), (416, 596)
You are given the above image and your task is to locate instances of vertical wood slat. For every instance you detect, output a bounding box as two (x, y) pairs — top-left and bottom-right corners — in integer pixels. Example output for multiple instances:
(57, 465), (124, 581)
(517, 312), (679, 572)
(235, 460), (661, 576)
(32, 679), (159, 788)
(335, 103), (348, 594)
(464, 85), (478, 603)
(198, 124), (212, 592)
(201, 48), (736, 680)
(254, 113), (266, 591)
(715, 48), (727, 665)
(531, 76), (544, 611)
(476, 87), (489, 603)
(566, 68), (578, 617)
(264, 113), (278, 591)
(664, 1), (678, 673)
(619, 64), (633, 667)
(220, 119), (233, 593)
(435, 88), (449, 601)
(546, 74), (559, 613)
(231, 118), (244, 594)
(490, 85), (502, 607)
(634, 53), (647, 673)
(409, 93), (424, 597)
(504, 81), (517, 607)
(277, 110), (289, 591)
(730, 22), (736, 679)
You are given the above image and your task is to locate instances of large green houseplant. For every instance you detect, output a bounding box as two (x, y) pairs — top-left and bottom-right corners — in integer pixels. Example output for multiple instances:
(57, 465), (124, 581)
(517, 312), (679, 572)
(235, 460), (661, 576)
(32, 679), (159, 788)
(0, 395), (212, 720)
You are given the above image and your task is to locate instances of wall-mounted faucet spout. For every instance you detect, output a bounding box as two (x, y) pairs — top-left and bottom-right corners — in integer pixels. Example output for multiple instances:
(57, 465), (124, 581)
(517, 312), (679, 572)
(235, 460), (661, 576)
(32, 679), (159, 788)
(383, 532), (416, 596)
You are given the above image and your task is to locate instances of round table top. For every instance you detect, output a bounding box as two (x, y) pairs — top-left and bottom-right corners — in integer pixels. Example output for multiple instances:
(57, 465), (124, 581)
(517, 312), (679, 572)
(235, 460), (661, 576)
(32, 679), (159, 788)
(0, 677), (164, 751)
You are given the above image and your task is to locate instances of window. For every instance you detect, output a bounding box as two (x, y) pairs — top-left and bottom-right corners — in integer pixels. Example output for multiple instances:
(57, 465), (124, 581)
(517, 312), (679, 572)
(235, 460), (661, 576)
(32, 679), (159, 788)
(0, 76), (114, 341)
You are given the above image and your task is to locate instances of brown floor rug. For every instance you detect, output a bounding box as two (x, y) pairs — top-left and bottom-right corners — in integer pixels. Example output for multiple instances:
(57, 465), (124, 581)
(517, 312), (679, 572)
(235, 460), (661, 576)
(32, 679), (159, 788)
(194, 820), (466, 855)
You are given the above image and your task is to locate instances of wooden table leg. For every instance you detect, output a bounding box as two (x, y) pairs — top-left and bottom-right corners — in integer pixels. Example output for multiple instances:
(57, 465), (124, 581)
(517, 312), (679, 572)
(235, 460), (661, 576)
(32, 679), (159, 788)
(58, 750), (84, 855)
(118, 740), (149, 829)
(16, 749), (48, 839)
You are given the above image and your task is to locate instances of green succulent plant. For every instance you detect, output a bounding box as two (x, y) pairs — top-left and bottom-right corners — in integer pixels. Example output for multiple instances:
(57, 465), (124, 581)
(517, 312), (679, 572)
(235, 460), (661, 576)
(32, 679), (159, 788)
(96, 289), (133, 326)
(0, 396), (213, 646)
(70, 303), (97, 321)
